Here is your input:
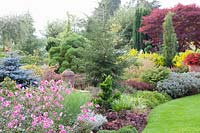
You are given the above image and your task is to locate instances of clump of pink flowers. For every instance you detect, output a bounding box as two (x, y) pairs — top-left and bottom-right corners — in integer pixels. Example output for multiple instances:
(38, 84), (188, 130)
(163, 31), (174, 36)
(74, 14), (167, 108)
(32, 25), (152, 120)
(0, 80), (72, 132)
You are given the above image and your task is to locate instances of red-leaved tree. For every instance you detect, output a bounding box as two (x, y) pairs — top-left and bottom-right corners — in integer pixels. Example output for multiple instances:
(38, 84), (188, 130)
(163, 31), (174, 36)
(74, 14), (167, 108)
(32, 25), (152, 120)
(139, 4), (200, 51)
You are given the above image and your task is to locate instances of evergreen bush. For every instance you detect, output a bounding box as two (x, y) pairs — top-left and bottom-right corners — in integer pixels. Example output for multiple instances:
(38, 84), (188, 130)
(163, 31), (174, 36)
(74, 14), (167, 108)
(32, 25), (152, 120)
(0, 56), (38, 87)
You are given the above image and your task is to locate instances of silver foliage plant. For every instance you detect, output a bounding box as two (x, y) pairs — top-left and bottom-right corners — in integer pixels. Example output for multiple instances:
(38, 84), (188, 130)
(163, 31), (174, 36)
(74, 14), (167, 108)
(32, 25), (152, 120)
(156, 72), (200, 98)
(83, 112), (107, 130)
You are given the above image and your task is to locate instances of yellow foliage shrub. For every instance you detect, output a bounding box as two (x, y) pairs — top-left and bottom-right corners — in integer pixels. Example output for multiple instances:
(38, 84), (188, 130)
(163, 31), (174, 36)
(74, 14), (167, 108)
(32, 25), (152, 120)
(119, 49), (138, 60)
(21, 65), (43, 77)
(172, 50), (194, 67)
(138, 53), (165, 66)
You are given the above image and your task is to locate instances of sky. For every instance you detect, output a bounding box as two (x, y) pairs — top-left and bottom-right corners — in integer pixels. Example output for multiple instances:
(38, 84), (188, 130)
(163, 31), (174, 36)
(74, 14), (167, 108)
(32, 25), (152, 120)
(0, 0), (199, 35)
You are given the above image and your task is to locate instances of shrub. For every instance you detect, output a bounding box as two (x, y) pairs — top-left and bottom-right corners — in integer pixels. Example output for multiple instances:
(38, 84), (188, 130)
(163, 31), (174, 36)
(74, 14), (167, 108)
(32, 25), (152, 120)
(49, 33), (89, 73)
(117, 85), (137, 94)
(118, 125), (137, 133)
(0, 77), (18, 93)
(74, 74), (88, 90)
(0, 52), (6, 58)
(183, 53), (200, 66)
(132, 91), (171, 108)
(20, 54), (45, 65)
(42, 65), (61, 81)
(138, 53), (165, 66)
(119, 49), (138, 60)
(156, 72), (200, 98)
(122, 58), (155, 80)
(0, 56), (38, 87)
(172, 50), (194, 67)
(103, 110), (148, 132)
(60, 91), (91, 125)
(112, 95), (147, 112)
(121, 80), (154, 91)
(140, 67), (170, 85)
(93, 75), (121, 110)
(20, 64), (43, 77)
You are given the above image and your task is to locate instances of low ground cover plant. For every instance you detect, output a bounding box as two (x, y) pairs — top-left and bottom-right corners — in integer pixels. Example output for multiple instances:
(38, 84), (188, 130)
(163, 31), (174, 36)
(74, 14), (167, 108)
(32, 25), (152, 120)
(102, 110), (148, 132)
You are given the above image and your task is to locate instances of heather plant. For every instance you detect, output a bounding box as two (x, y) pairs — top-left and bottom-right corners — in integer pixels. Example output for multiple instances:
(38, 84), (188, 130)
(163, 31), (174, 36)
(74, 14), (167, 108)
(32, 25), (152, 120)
(0, 80), (72, 132)
(122, 58), (155, 80)
(157, 72), (200, 98)
(170, 66), (188, 73)
(121, 80), (154, 91)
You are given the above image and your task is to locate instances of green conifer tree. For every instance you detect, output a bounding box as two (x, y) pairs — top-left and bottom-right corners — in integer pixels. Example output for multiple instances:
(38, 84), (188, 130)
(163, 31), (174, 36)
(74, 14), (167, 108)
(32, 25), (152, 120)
(162, 12), (177, 67)
(131, 7), (150, 51)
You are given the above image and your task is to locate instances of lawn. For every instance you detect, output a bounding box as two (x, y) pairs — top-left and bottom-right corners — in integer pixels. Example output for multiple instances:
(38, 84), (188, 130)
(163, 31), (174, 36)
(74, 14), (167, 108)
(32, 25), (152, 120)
(143, 94), (200, 133)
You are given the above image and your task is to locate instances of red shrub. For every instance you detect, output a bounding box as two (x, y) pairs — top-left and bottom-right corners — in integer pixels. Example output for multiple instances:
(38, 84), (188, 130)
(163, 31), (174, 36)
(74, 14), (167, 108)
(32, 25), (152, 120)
(184, 53), (200, 66)
(121, 80), (154, 91)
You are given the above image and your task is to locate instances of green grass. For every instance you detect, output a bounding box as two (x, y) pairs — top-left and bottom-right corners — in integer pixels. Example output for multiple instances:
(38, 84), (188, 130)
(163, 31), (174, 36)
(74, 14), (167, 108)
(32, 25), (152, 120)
(143, 94), (200, 133)
(60, 90), (91, 125)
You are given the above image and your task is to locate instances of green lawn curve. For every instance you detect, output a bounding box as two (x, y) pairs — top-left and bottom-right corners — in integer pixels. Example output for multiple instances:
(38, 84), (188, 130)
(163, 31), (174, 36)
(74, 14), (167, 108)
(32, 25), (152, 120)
(143, 94), (200, 133)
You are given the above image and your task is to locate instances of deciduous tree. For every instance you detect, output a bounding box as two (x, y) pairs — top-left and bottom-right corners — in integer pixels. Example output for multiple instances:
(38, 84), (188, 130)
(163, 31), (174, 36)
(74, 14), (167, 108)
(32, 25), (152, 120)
(139, 4), (200, 51)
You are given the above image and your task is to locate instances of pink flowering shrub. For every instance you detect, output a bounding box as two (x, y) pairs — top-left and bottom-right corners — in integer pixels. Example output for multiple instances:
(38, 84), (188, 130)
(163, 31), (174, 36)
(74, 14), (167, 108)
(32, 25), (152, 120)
(0, 80), (72, 132)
